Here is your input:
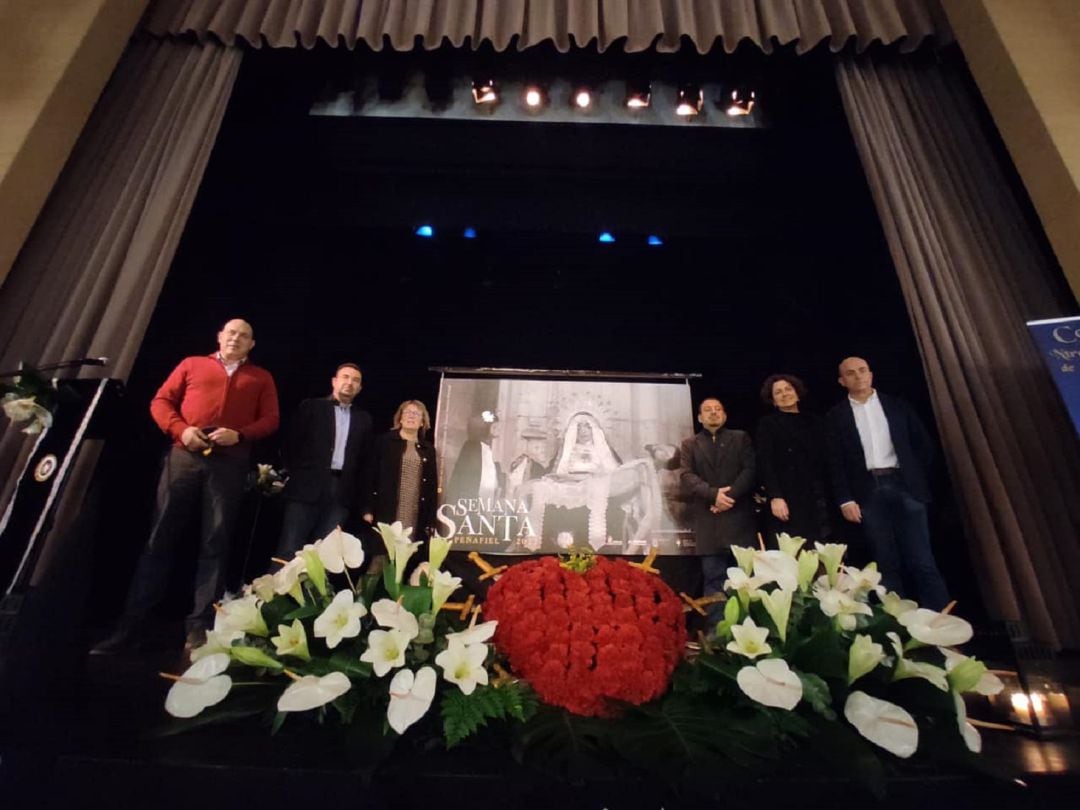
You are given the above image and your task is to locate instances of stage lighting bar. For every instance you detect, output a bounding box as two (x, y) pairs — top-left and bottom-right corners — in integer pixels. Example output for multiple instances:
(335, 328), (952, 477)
(523, 84), (548, 109)
(572, 87), (592, 109)
(725, 86), (756, 116)
(625, 80), (651, 109)
(472, 79), (499, 105)
(675, 84), (703, 117)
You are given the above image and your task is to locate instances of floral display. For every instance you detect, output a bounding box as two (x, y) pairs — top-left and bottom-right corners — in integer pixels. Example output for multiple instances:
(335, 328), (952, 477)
(1, 367), (56, 435)
(249, 463), (287, 496)
(484, 553), (686, 717)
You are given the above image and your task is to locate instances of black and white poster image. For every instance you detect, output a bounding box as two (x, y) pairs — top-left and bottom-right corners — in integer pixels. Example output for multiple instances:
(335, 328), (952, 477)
(435, 376), (694, 555)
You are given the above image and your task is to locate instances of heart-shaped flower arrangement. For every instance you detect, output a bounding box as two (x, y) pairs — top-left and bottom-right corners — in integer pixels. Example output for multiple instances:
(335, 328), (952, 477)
(484, 555), (686, 717)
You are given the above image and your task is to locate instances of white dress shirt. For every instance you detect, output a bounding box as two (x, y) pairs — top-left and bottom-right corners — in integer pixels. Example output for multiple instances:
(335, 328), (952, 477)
(331, 402), (351, 471)
(849, 390), (899, 470)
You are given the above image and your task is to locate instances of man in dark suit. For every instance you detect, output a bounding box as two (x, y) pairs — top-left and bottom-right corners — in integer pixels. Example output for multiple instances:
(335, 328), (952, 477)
(276, 363), (373, 557)
(679, 397), (756, 616)
(825, 356), (949, 608)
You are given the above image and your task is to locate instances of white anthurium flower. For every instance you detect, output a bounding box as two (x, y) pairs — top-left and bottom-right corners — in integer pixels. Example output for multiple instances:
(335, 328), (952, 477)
(887, 632), (948, 691)
(736, 658), (803, 710)
(214, 594), (268, 637)
(431, 569), (463, 613)
(879, 590), (918, 619)
(277, 671), (351, 712)
(844, 691), (919, 758)
(759, 588), (793, 643)
(164, 653), (233, 718)
(316, 526), (366, 573)
(271, 619), (311, 661)
(814, 542), (848, 586)
(435, 640), (490, 695)
(814, 582), (873, 630)
(939, 648), (1004, 695)
(361, 628), (413, 676)
(371, 598), (420, 640)
(428, 535), (452, 572)
(376, 521), (412, 561)
(190, 628), (244, 662)
(752, 550), (800, 592)
(848, 633), (886, 684)
(723, 567), (766, 601)
(953, 691), (982, 753)
(386, 666), (437, 734)
(775, 532), (806, 559)
(313, 590), (368, 649)
(730, 545), (756, 575)
(408, 561), (431, 587)
(836, 563), (885, 599)
(898, 608), (974, 647)
(446, 620), (498, 646)
(796, 549), (820, 592)
(249, 574), (277, 603)
(272, 556), (307, 604)
(726, 616), (772, 659)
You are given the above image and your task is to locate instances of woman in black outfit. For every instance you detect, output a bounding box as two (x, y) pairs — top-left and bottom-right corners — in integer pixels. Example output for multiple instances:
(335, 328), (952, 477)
(755, 374), (832, 545)
(368, 400), (438, 542)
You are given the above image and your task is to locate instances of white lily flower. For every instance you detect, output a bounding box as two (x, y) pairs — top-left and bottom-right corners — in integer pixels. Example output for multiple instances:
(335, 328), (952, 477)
(190, 628), (244, 662)
(431, 569), (463, 613)
(759, 588), (793, 643)
(844, 691), (919, 758)
(272, 556), (307, 604)
(386, 666), (437, 734)
(271, 619), (311, 661)
(249, 574), (277, 603)
(726, 616), (772, 659)
(939, 648), (1004, 695)
(836, 563), (885, 598)
(435, 640), (490, 695)
(376, 521), (413, 561)
(730, 545), (756, 575)
(316, 526), (366, 573)
(736, 658), (802, 710)
(848, 634), (886, 684)
(313, 590), (368, 649)
(164, 653), (233, 718)
(446, 620), (498, 646)
(371, 598), (420, 640)
(898, 608), (973, 647)
(428, 535), (452, 572)
(953, 692), (982, 753)
(814, 582), (873, 630)
(775, 532), (806, 559)
(361, 628), (413, 676)
(214, 594), (268, 637)
(796, 549), (820, 592)
(887, 632), (949, 691)
(723, 567), (766, 599)
(879, 590), (918, 619)
(277, 672), (351, 712)
(752, 550), (800, 592)
(814, 542), (847, 586)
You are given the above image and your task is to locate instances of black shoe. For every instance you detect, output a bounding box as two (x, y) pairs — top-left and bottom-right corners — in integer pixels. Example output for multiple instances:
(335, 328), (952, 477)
(90, 622), (142, 655)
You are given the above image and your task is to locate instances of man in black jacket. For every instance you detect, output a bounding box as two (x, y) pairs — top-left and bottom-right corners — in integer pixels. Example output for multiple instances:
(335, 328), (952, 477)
(825, 357), (949, 608)
(276, 363), (373, 557)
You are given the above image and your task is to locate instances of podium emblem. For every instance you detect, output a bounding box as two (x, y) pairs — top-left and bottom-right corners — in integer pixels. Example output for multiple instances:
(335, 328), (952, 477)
(33, 454), (58, 483)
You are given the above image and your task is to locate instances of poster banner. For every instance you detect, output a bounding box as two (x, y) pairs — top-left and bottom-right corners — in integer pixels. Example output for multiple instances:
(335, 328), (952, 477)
(1027, 316), (1080, 437)
(434, 376), (695, 555)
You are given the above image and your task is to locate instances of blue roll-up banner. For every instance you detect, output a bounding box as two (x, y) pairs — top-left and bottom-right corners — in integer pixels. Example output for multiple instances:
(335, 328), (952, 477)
(1027, 316), (1080, 436)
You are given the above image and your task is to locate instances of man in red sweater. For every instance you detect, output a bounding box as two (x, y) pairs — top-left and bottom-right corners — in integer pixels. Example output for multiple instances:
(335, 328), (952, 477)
(94, 318), (279, 654)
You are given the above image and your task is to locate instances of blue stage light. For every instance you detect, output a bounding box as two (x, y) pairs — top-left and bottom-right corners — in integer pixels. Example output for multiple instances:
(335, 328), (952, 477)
(463, 227), (477, 239)
(598, 232), (616, 243)
(415, 225), (434, 238)
(647, 235), (664, 246)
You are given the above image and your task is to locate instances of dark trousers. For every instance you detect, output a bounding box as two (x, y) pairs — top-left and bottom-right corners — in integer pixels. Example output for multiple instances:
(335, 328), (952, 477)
(860, 472), (949, 610)
(701, 552), (734, 628)
(125, 447), (247, 633)
(276, 475), (348, 558)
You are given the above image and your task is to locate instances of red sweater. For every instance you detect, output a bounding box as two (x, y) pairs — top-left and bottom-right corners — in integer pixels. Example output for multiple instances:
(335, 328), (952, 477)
(150, 354), (280, 456)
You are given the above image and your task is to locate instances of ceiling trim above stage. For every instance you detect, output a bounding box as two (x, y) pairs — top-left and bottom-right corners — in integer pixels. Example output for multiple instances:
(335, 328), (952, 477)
(142, 0), (953, 55)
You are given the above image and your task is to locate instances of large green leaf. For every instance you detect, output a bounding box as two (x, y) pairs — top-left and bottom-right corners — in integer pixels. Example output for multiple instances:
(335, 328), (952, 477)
(512, 706), (615, 782)
(788, 624), (847, 680)
(441, 682), (537, 748)
(401, 584), (433, 617)
(803, 713), (887, 799)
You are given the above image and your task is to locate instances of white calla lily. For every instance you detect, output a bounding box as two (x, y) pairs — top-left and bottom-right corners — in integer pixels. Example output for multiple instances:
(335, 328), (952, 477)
(759, 588), (793, 643)
(428, 535), (452, 572)
(431, 569), (463, 613)
(736, 658), (803, 710)
(814, 542), (847, 586)
(796, 549), (820, 592)
(775, 532), (806, 559)
(847, 633), (886, 684)
(879, 590), (918, 619)
(386, 666), (437, 734)
(190, 628), (244, 662)
(898, 608), (973, 647)
(313, 590), (368, 649)
(214, 594), (268, 637)
(361, 628), (412, 676)
(726, 616), (772, 659)
(371, 598), (420, 640)
(730, 545), (756, 575)
(316, 526), (366, 573)
(376, 521), (413, 561)
(752, 550), (800, 592)
(277, 671), (351, 712)
(435, 640), (490, 695)
(164, 653), (233, 718)
(844, 691), (919, 758)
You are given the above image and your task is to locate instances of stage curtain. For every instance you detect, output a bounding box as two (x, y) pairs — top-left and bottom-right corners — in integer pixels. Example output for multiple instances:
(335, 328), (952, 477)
(835, 55), (1080, 649)
(143, 0), (951, 54)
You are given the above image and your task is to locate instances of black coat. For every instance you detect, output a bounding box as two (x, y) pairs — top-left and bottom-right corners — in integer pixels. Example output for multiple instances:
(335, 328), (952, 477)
(679, 428), (757, 555)
(281, 398), (373, 511)
(756, 410), (831, 542)
(370, 431), (438, 537)
(826, 392), (935, 506)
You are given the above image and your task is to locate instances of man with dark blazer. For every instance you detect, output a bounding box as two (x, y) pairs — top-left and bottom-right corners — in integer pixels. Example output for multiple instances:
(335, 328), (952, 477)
(276, 363), (373, 557)
(825, 356), (949, 608)
(679, 397), (756, 615)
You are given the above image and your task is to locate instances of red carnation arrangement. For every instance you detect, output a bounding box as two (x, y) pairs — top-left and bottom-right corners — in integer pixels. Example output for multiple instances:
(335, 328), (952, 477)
(484, 555), (687, 717)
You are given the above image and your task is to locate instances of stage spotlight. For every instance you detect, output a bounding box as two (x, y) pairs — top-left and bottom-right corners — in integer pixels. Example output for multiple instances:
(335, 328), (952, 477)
(415, 225), (434, 238)
(675, 84), (703, 117)
(463, 227), (477, 239)
(725, 86), (756, 116)
(573, 87), (592, 109)
(625, 80), (651, 109)
(647, 235), (664, 246)
(524, 85), (547, 109)
(598, 232), (616, 243)
(472, 79), (499, 105)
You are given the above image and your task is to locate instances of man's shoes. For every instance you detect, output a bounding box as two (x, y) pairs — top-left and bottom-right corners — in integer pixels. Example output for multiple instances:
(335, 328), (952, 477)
(89, 622), (142, 655)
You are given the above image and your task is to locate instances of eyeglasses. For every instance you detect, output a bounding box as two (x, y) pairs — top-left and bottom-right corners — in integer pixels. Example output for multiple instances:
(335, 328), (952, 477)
(402, 409), (423, 417)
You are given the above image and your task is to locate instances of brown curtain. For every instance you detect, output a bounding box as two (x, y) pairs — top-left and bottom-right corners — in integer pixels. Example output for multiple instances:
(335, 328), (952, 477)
(836, 55), (1080, 649)
(144, 0), (951, 53)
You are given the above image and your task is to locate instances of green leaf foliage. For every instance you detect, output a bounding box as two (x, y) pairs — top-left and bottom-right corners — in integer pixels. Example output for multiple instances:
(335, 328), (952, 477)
(787, 624), (848, 680)
(796, 670), (837, 720)
(512, 705), (614, 783)
(401, 584), (433, 617)
(442, 682), (538, 748)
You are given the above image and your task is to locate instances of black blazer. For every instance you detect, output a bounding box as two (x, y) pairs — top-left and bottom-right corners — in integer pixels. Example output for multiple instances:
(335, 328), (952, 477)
(825, 392), (935, 506)
(370, 431), (438, 537)
(281, 398), (373, 511)
(679, 428), (757, 555)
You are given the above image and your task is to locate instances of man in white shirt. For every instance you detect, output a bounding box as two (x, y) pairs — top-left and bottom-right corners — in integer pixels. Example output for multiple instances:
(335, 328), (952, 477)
(825, 357), (949, 608)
